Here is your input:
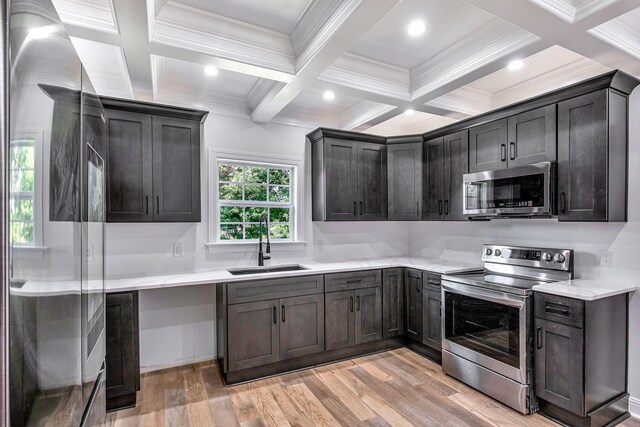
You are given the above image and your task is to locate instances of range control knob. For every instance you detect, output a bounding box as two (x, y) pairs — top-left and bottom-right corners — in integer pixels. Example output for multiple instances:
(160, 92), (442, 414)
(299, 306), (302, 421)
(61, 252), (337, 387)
(485, 248), (493, 256)
(542, 252), (553, 262)
(494, 249), (502, 257)
(554, 253), (566, 263)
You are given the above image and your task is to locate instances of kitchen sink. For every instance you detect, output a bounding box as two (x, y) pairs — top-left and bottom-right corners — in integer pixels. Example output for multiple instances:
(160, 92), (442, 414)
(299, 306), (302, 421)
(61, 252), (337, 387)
(227, 264), (309, 276)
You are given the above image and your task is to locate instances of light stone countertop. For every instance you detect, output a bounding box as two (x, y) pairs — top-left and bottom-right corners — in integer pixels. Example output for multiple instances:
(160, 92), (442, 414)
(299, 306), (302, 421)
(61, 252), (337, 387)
(532, 279), (637, 301)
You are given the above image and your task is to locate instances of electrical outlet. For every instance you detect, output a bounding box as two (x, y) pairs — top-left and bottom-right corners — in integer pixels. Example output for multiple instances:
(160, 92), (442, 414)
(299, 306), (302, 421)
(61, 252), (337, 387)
(599, 249), (613, 266)
(315, 239), (324, 252)
(173, 243), (184, 258)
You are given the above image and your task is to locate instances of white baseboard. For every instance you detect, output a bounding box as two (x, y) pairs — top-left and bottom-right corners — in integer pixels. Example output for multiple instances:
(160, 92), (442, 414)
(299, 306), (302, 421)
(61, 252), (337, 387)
(140, 356), (215, 374)
(631, 396), (640, 419)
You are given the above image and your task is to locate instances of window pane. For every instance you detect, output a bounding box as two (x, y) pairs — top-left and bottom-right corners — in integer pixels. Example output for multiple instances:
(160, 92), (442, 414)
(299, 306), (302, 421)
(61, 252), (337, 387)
(270, 224), (290, 239)
(219, 206), (242, 223)
(245, 167), (267, 183)
(10, 221), (33, 244)
(269, 207), (290, 223)
(269, 185), (289, 203)
(245, 207), (267, 222)
(269, 168), (290, 185)
(11, 199), (33, 221)
(245, 224), (266, 240)
(219, 183), (243, 200)
(245, 184), (267, 201)
(220, 224), (243, 240)
(219, 164), (243, 182)
(20, 170), (34, 192)
(11, 145), (34, 169)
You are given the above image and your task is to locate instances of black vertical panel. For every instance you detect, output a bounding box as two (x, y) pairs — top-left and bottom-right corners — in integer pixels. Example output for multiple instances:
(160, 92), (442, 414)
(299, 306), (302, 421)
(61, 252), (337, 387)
(388, 143), (422, 220)
(357, 142), (387, 220)
(443, 130), (468, 221)
(423, 137), (443, 220)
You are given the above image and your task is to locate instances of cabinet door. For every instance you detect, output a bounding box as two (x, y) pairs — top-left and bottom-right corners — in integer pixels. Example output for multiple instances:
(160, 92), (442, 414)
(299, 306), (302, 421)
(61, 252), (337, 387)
(557, 90), (608, 222)
(228, 300), (280, 371)
(152, 116), (201, 222)
(507, 104), (557, 168)
(404, 269), (423, 341)
(423, 137), (444, 220)
(423, 289), (442, 350)
(355, 287), (382, 344)
(106, 291), (139, 409)
(279, 294), (325, 360)
(535, 318), (584, 415)
(325, 291), (355, 350)
(469, 119), (508, 173)
(357, 142), (387, 220)
(324, 138), (358, 220)
(383, 268), (404, 338)
(105, 109), (153, 222)
(443, 130), (468, 221)
(388, 143), (423, 220)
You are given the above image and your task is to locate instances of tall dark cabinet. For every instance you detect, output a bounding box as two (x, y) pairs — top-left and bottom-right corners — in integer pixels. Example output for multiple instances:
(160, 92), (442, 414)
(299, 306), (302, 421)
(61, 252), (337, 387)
(423, 130), (468, 220)
(382, 268), (404, 338)
(387, 140), (423, 220)
(404, 269), (423, 341)
(309, 130), (387, 221)
(102, 98), (207, 222)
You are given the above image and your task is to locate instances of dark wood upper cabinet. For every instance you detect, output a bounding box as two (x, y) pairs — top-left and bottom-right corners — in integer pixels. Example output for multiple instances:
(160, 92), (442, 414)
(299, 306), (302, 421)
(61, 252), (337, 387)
(102, 97), (207, 222)
(106, 110), (153, 222)
(404, 269), (423, 341)
(423, 130), (468, 221)
(469, 119), (508, 173)
(151, 116), (201, 222)
(507, 104), (556, 167)
(382, 268), (404, 338)
(388, 143), (423, 220)
(311, 132), (387, 221)
(557, 89), (627, 222)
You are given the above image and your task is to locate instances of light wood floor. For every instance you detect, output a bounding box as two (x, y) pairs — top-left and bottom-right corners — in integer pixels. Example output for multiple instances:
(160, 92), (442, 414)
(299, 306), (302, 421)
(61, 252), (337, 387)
(106, 348), (640, 427)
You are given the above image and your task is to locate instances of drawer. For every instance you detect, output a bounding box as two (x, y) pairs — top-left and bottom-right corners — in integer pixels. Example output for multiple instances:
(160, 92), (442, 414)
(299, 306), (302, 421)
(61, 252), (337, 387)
(423, 272), (441, 292)
(228, 275), (324, 304)
(325, 270), (381, 293)
(534, 293), (584, 328)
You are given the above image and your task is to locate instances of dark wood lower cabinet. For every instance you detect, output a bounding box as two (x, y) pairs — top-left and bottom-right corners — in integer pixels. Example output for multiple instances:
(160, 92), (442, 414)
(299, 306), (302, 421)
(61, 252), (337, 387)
(325, 290), (355, 351)
(106, 291), (139, 411)
(354, 287), (382, 344)
(423, 288), (442, 351)
(404, 269), (423, 341)
(279, 294), (325, 360)
(382, 268), (403, 338)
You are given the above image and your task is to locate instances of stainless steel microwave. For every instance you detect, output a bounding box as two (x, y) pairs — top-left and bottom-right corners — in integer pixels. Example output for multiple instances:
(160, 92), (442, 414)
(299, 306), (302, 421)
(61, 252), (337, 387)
(463, 161), (556, 218)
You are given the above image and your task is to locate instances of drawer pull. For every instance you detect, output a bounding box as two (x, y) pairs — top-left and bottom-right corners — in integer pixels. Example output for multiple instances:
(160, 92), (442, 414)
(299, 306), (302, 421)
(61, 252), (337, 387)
(545, 304), (570, 316)
(347, 279), (362, 284)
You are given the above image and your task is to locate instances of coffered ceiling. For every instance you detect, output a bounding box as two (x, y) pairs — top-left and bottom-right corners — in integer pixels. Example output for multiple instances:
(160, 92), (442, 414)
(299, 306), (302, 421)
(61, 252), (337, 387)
(51, 0), (640, 134)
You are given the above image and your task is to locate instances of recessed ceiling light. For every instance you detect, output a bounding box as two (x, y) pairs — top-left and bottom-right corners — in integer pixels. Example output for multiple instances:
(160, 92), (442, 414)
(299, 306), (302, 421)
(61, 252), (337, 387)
(323, 91), (335, 101)
(407, 20), (426, 37)
(507, 60), (524, 71)
(404, 108), (415, 116)
(204, 65), (219, 76)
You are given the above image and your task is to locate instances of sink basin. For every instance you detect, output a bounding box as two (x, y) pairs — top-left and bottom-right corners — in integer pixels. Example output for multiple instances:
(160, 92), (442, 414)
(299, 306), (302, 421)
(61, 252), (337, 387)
(227, 264), (309, 276)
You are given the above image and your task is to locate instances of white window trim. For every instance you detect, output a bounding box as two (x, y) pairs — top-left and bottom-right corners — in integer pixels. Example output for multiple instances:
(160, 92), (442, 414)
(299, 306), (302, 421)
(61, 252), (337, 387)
(10, 130), (45, 250)
(206, 148), (305, 248)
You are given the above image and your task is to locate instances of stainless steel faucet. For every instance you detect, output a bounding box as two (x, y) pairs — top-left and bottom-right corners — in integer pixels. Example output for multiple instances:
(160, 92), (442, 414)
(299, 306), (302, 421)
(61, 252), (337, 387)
(258, 211), (271, 266)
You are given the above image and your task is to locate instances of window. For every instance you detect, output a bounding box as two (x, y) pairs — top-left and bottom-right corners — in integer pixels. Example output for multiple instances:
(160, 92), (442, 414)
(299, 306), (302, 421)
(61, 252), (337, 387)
(217, 161), (294, 241)
(10, 138), (36, 246)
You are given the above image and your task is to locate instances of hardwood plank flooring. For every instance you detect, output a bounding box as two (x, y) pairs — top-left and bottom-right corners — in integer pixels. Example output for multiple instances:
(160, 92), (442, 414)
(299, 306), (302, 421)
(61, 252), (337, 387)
(107, 348), (640, 427)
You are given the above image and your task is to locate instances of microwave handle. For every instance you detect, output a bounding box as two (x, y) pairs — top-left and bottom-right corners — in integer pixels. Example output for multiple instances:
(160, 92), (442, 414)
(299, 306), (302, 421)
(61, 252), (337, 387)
(442, 281), (525, 308)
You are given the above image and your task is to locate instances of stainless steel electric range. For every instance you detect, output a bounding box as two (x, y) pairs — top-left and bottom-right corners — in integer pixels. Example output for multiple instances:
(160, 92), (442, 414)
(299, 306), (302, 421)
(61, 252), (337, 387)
(441, 244), (574, 414)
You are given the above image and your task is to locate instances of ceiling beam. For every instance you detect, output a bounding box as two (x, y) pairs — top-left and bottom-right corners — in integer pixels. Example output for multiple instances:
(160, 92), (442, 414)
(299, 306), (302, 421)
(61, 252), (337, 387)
(250, 0), (402, 123)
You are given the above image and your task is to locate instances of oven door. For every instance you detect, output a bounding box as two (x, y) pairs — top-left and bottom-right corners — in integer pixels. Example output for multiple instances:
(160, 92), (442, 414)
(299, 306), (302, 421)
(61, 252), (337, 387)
(463, 161), (554, 217)
(442, 280), (530, 384)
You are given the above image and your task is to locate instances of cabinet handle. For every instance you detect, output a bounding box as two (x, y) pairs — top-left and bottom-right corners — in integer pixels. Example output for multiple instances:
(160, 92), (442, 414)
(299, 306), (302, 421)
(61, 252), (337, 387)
(417, 280), (421, 292)
(357, 296), (361, 311)
(416, 201), (419, 215)
(510, 142), (516, 160)
(146, 196), (149, 215)
(560, 192), (566, 214)
(536, 327), (542, 349)
(501, 144), (507, 161)
(359, 201), (363, 216)
(350, 296), (354, 312)
(444, 200), (449, 215)
(353, 201), (356, 216)
(438, 200), (442, 215)
(156, 196), (160, 214)
(273, 306), (277, 324)
(545, 303), (570, 317)
(281, 304), (285, 323)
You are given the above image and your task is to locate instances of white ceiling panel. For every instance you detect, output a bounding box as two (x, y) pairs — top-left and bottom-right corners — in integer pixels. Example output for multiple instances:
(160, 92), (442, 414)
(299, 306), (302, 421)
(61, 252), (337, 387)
(348, 0), (499, 70)
(173, 0), (313, 34)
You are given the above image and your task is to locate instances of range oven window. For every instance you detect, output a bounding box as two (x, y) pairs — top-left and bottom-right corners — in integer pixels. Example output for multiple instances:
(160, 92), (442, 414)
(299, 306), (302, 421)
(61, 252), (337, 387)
(444, 292), (520, 368)
(465, 173), (545, 210)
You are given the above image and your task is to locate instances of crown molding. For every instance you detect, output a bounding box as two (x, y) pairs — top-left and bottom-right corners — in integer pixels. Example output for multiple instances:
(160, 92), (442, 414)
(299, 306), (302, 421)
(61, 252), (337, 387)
(290, 0), (342, 56)
(52, 0), (119, 33)
(527, 0), (619, 23)
(589, 19), (640, 60)
(155, 91), (250, 119)
(426, 86), (492, 117)
(247, 79), (278, 110)
(318, 53), (410, 102)
(410, 22), (540, 101)
(152, 1), (296, 76)
(339, 100), (396, 130)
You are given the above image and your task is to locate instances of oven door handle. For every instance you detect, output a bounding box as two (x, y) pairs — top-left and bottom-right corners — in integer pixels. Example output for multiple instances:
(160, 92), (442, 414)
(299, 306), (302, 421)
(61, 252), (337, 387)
(442, 281), (525, 308)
